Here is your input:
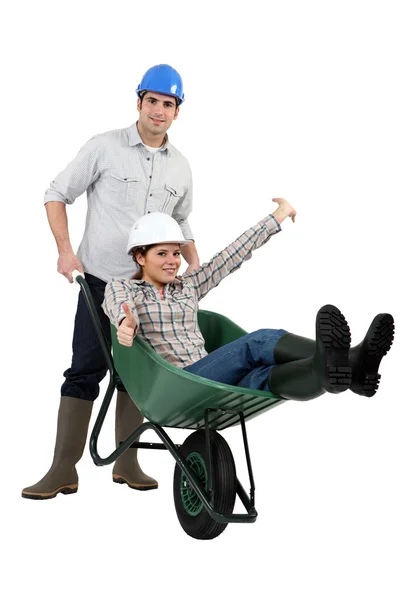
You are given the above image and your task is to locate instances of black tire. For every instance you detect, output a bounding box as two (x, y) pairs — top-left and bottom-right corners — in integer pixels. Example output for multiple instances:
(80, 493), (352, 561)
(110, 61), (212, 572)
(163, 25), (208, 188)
(173, 430), (236, 540)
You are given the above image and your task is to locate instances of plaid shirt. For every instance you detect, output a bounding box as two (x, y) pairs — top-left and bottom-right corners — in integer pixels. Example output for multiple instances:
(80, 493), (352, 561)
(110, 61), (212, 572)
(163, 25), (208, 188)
(103, 215), (281, 368)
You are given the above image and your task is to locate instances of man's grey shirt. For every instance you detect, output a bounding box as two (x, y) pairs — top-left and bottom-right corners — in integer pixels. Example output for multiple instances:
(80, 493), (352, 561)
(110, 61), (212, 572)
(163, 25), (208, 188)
(44, 124), (194, 282)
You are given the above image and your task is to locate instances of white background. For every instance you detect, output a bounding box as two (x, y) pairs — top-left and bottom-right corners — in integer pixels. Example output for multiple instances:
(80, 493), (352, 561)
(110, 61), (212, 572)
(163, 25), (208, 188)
(1, 1), (399, 598)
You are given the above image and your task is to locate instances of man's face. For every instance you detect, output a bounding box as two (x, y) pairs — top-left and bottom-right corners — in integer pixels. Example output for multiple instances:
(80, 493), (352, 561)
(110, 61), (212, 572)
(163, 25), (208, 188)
(137, 91), (179, 137)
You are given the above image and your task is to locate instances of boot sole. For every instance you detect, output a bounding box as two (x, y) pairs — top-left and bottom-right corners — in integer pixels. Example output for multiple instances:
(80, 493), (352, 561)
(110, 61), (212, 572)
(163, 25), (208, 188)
(21, 484), (78, 500)
(318, 305), (352, 393)
(112, 474), (158, 491)
(352, 314), (395, 397)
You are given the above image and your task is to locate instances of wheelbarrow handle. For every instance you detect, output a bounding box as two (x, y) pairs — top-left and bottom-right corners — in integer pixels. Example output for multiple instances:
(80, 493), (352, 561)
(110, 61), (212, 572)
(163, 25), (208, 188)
(72, 269), (85, 282)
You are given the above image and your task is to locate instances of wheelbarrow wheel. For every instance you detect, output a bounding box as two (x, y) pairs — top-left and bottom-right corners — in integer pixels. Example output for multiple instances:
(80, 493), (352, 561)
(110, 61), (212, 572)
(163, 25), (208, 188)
(173, 430), (236, 540)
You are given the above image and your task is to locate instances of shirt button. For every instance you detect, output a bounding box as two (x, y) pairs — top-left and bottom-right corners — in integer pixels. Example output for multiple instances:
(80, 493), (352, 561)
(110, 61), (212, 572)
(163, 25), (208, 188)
(147, 158), (150, 161)
(149, 175), (152, 178)
(150, 193), (153, 197)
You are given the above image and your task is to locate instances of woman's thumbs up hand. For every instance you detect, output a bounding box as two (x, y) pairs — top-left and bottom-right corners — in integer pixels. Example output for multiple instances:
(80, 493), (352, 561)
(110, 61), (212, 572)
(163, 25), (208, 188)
(117, 303), (137, 347)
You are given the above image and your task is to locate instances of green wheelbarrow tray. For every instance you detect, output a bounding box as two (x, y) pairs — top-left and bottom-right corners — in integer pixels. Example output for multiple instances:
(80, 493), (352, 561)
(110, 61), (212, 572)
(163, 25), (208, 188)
(75, 273), (287, 538)
(112, 310), (286, 430)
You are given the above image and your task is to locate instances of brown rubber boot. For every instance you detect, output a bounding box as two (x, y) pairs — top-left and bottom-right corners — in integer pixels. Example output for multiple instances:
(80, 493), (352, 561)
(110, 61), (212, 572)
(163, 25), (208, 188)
(112, 391), (158, 490)
(22, 396), (93, 500)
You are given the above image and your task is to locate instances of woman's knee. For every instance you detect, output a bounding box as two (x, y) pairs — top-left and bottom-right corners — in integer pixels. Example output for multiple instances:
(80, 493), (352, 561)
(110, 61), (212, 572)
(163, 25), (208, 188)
(251, 328), (287, 339)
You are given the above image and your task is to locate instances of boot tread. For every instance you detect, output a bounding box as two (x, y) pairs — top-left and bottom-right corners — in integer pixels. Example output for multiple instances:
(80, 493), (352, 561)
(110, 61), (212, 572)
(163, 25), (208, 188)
(113, 474), (158, 491)
(21, 483), (78, 500)
(352, 314), (394, 397)
(319, 306), (351, 349)
(317, 305), (351, 393)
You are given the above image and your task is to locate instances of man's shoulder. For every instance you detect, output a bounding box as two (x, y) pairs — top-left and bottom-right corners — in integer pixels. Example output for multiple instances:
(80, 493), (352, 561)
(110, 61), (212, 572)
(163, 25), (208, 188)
(91, 125), (131, 148)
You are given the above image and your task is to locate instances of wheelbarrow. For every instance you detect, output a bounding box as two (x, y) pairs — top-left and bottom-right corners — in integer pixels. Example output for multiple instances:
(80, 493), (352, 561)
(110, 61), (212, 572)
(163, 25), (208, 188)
(74, 272), (287, 540)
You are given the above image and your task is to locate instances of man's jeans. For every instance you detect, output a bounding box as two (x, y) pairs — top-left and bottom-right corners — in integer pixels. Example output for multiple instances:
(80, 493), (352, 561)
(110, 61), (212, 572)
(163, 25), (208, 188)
(61, 273), (126, 401)
(185, 328), (287, 391)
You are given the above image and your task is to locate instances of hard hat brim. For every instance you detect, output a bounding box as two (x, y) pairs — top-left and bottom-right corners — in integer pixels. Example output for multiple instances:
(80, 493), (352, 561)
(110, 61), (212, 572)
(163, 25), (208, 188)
(128, 239), (190, 255)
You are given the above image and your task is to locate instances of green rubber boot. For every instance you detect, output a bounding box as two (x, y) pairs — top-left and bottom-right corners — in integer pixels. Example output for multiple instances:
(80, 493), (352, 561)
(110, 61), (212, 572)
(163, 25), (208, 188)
(112, 391), (158, 491)
(22, 396), (93, 499)
(268, 305), (352, 400)
(350, 314), (394, 396)
(274, 313), (394, 397)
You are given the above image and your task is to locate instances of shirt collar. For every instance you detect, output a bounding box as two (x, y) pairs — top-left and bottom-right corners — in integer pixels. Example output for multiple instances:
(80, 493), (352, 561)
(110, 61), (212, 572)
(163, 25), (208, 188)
(127, 122), (170, 153)
(130, 278), (147, 286)
(129, 279), (179, 291)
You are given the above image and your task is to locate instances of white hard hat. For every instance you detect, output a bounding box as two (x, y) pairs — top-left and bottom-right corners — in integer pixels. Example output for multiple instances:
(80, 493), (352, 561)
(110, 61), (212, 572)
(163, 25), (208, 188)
(127, 212), (188, 254)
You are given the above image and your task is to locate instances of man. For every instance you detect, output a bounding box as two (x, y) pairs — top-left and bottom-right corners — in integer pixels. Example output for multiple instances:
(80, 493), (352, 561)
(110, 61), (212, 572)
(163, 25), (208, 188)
(22, 64), (199, 500)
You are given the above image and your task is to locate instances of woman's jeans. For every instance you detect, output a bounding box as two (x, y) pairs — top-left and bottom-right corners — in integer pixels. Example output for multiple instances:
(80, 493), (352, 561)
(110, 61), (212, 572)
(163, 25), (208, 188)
(185, 329), (287, 391)
(61, 273), (126, 401)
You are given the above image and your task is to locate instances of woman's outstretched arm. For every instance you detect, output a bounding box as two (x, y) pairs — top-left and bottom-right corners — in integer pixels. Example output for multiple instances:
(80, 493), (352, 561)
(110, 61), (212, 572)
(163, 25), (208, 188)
(183, 198), (296, 301)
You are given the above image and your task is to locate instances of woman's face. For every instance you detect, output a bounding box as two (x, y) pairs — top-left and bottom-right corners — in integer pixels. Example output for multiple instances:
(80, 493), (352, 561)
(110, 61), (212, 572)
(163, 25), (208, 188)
(137, 243), (181, 287)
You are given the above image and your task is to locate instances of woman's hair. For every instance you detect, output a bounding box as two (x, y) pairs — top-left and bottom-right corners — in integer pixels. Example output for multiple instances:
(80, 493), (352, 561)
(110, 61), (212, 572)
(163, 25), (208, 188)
(131, 245), (154, 280)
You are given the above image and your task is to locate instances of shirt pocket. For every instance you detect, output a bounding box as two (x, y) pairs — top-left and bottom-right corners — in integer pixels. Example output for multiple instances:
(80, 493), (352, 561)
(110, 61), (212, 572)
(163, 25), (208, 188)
(172, 290), (197, 316)
(159, 182), (184, 214)
(108, 173), (141, 206)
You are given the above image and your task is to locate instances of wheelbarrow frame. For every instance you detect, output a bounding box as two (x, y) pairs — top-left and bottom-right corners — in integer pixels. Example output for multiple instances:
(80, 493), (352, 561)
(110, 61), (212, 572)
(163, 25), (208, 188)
(77, 274), (285, 525)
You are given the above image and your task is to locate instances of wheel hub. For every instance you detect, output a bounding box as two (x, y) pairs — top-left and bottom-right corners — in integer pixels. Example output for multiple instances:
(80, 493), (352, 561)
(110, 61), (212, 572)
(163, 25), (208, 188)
(180, 452), (208, 516)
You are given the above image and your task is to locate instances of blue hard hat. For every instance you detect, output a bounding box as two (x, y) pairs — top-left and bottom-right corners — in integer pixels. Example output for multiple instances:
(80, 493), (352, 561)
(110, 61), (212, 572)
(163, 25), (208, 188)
(136, 64), (185, 105)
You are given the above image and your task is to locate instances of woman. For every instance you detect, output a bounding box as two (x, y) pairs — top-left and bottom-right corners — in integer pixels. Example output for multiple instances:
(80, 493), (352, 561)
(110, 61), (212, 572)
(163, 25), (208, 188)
(103, 199), (394, 400)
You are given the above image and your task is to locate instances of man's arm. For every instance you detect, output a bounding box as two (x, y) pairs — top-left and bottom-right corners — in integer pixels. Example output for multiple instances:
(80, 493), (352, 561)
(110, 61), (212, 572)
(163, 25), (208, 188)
(45, 201), (84, 282)
(180, 241), (200, 273)
(43, 136), (101, 281)
(172, 172), (200, 271)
